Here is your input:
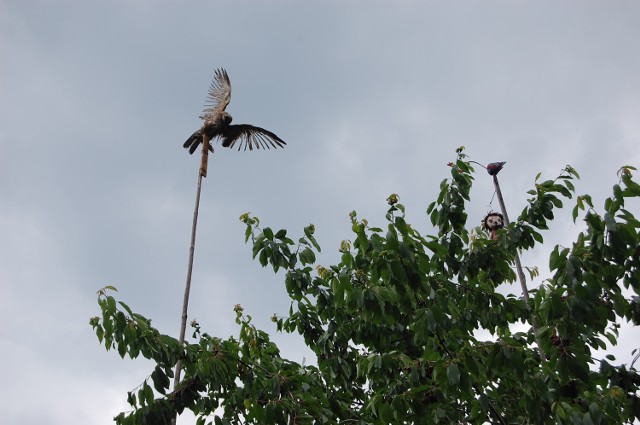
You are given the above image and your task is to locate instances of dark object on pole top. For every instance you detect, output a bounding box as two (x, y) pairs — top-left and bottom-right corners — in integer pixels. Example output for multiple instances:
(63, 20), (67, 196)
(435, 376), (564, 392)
(183, 68), (287, 154)
(486, 161), (506, 176)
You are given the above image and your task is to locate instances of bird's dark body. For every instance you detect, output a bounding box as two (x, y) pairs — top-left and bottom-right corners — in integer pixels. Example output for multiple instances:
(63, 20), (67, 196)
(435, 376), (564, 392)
(183, 68), (286, 154)
(184, 120), (225, 154)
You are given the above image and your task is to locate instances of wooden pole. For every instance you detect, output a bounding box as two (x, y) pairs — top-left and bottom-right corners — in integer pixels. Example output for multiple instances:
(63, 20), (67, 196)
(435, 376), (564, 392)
(492, 175), (545, 358)
(172, 134), (210, 424)
(200, 133), (210, 178)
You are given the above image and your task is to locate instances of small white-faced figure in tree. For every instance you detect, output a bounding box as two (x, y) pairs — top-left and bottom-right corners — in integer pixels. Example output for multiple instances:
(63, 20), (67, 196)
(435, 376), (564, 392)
(483, 212), (504, 241)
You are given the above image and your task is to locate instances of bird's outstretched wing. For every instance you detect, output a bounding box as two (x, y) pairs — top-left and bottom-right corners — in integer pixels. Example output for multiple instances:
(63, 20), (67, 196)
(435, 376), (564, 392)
(200, 68), (231, 120)
(220, 124), (287, 151)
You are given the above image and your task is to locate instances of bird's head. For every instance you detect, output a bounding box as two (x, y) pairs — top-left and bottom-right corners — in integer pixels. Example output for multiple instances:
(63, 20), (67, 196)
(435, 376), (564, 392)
(221, 112), (232, 124)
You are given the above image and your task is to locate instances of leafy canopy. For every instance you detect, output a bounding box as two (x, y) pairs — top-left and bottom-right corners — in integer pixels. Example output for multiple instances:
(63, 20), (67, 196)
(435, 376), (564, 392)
(91, 149), (640, 424)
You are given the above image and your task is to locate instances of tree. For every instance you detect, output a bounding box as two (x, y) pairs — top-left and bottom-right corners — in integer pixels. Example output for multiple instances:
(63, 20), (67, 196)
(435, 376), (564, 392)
(91, 148), (640, 424)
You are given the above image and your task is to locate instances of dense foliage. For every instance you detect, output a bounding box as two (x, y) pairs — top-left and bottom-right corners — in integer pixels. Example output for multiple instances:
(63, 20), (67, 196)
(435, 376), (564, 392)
(91, 149), (640, 424)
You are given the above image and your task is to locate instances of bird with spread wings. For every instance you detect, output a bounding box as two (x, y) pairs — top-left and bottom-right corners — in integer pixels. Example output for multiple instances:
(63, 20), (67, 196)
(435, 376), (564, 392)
(183, 68), (286, 154)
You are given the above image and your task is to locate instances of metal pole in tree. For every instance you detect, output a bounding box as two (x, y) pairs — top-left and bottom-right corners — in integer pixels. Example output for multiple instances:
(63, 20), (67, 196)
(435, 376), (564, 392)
(485, 162), (545, 358)
(172, 134), (209, 424)
(491, 174), (530, 301)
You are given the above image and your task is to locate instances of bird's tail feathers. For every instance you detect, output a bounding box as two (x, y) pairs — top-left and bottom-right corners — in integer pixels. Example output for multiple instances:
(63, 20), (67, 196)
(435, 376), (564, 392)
(184, 131), (212, 154)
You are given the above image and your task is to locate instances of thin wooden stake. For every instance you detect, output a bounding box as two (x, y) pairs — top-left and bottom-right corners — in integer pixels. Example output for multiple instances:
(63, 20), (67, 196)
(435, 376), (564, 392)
(172, 134), (210, 424)
(200, 134), (210, 178)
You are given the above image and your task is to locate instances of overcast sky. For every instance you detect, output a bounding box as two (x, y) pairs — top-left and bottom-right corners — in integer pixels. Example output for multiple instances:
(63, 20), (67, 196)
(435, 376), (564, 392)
(1, 1), (639, 424)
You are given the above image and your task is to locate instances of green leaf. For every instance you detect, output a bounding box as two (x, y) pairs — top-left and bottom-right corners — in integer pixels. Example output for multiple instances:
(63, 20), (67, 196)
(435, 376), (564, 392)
(259, 249), (268, 267)
(573, 199), (582, 223)
(632, 396), (640, 421)
(117, 340), (127, 358)
(610, 185), (624, 211)
(304, 224), (321, 252)
(141, 382), (155, 406)
(151, 366), (169, 394)
(447, 363), (460, 386)
(95, 324), (104, 343)
(118, 301), (134, 316)
(588, 402), (601, 424)
(299, 247), (316, 265)
(568, 359), (589, 381)
(532, 230), (544, 243)
(425, 309), (437, 332)
(390, 261), (407, 283)
(564, 180), (575, 193)
(623, 177), (640, 196)
(127, 391), (136, 407)
(106, 295), (117, 313)
(395, 216), (409, 235)
(582, 412), (595, 425)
